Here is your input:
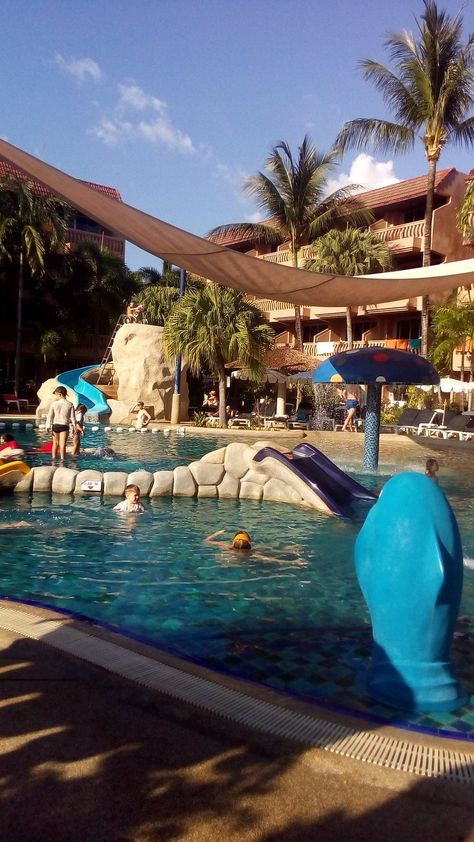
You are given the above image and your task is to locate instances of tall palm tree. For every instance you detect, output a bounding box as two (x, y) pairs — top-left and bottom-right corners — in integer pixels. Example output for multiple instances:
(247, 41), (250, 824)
(336, 0), (474, 357)
(164, 284), (274, 427)
(306, 228), (392, 348)
(432, 296), (474, 379)
(208, 136), (372, 351)
(0, 174), (70, 393)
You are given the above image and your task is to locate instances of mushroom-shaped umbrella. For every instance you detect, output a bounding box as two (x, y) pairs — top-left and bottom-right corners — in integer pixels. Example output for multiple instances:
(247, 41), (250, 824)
(311, 348), (439, 469)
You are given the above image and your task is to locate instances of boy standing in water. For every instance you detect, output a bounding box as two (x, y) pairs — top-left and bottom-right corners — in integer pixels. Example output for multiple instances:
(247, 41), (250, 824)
(46, 387), (76, 461)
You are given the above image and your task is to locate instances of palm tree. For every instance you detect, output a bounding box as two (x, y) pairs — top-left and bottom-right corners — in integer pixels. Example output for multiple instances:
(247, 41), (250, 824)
(306, 228), (392, 348)
(0, 174), (70, 392)
(457, 176), (474, 236)
(432, 296), (474, 379)
(164, 284), (274, 426)
(208, 136), (372, 351)
(67, 240), (136, 340)
(336, 0), (474, 357)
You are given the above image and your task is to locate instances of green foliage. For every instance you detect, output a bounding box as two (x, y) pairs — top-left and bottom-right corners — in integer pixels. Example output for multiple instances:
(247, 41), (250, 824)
(136, 285), (179, 325)
(405, 386), (437, 410)
(380, 403), (405, 425)
(306, 227), (392, 275)
(164, 283), (274, 426)
(431, 298), (474, 376)
(191, 411), (210, 427)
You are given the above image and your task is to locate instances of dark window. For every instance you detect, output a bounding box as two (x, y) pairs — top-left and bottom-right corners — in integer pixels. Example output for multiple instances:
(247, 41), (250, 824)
(352, 320), (376, 342)
(396, 317), (421, 340)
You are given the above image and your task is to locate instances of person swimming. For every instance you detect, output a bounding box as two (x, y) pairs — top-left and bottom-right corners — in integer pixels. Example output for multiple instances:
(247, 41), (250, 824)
(93, 446), (117, 459)
(205, 529), (305, 564)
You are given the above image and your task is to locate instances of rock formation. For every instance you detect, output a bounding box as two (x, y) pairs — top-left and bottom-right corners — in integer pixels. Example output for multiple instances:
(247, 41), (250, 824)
(112, 324), (189, 422)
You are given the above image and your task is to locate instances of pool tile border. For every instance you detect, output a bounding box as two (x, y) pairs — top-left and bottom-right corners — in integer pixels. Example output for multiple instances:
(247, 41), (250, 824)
(0, 600), (472, 785)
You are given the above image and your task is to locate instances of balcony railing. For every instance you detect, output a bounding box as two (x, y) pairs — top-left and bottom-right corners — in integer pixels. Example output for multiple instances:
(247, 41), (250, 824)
(67, 228), (125, 258)
(372, 220), (424, 248)
(262, 245), (314, 265)
(302, 339), (388, 358)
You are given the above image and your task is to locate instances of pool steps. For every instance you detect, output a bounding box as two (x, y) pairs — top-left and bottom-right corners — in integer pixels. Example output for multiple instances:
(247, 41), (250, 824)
(13, 440), (334, 512)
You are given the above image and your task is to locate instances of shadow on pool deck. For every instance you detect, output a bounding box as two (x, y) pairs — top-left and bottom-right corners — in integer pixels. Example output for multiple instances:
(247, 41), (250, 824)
(0, 624), (473, 842)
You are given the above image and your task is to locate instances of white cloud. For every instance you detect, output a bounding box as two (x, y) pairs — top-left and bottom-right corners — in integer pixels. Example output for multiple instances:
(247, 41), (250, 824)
(90, 83), (195, 153)
(326, 153), (400, 195)
(118, 84), (165, 114)
(213, 162), (247, 188)
(54, 53), (102, 82)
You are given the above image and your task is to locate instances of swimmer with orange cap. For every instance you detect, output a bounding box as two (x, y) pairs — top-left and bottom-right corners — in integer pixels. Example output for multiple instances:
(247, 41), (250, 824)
(205, 529), (305, 564)
(206, 529), (252, 550)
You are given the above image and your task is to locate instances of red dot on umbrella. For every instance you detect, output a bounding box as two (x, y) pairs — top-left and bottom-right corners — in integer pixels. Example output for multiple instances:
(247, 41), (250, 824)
(373, 353), (389, 362)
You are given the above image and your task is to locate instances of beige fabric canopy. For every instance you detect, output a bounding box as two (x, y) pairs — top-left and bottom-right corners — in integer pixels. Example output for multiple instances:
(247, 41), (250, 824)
(0, 138), (472, 306)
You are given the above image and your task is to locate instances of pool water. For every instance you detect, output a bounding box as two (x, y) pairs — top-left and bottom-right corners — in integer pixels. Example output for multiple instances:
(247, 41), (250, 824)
(1, 425), (473, 737)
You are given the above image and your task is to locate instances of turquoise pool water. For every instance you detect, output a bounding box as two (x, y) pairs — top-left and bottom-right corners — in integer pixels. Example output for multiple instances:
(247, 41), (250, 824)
(1, 425), (473, 735)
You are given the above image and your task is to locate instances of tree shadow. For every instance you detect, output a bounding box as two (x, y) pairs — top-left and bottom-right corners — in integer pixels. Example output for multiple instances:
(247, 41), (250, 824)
(0, 630), (472, 842)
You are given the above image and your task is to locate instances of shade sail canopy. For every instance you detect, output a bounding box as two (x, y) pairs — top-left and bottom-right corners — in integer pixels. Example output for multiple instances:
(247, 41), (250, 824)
(311, 348), (439, 385)
(0, 139), (473, 307)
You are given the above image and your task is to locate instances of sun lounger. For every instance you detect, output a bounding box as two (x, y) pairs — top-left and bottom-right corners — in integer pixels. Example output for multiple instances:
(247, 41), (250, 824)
(436, 414), (474, 441)
(395, 408), (421, 434)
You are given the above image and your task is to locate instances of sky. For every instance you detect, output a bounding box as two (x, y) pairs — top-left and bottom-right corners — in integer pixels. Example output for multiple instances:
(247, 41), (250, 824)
(1, 0), (473, 270)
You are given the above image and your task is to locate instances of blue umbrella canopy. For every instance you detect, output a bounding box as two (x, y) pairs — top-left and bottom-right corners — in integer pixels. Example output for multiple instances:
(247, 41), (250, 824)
(311, 347), (439, 386)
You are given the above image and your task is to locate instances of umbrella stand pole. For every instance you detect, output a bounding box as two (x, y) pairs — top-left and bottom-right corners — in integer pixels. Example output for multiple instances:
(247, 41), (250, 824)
(363, 384), (382, 471)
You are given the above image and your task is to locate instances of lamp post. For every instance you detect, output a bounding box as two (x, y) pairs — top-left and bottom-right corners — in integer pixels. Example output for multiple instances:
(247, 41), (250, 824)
(170, 268), (186, 425)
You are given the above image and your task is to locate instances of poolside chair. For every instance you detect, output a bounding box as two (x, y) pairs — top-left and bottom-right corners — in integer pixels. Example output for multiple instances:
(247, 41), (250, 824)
(1, 392), (29, 412)
(416, 408), (445, 436)
(438, 414), (474, 441)
(423, 410), (458, 438)
(395, 408), (421, 434)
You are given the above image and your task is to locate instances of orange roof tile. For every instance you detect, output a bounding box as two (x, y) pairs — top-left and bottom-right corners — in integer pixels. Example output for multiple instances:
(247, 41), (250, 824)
(0, 161), (122, 202)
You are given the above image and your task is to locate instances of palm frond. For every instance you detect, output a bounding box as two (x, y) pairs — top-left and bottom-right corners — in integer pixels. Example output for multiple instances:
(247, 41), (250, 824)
(336, 118), (415, 155)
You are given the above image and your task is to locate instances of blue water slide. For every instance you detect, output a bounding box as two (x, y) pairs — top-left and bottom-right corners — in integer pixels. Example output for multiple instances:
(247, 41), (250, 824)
(253, 444), (376, 517)
(56, 365), (110, 420)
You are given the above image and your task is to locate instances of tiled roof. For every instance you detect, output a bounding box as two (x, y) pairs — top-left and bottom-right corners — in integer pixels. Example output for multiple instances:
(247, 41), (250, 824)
(0, 161), (122, 201)
(227, 347), (320, 373)
(356, 168), (456, 209)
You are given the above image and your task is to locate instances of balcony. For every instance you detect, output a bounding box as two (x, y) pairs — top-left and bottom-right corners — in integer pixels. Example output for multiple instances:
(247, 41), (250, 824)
(66, 228), (125, 259)
(372, 220), (424, 254)
(302, 339), (388, 358)
(261, 245), (313, 266)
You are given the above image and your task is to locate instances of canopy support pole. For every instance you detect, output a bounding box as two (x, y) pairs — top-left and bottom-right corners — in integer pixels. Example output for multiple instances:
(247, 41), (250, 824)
(170, 268), (186, 425)
(363, 384), (382, 471)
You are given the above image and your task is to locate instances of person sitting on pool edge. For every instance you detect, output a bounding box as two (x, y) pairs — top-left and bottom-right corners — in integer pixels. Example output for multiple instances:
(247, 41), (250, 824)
(114, 483), (145, 513)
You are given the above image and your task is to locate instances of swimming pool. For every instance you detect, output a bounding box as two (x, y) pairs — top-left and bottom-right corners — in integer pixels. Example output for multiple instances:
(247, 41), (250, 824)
(1, 425), (473, 736)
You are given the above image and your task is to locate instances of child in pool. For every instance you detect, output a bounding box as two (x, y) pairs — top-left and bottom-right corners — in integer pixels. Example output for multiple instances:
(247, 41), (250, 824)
(205, 530), (304, 564)
(114, 484), (145, 513)
(72, 403), (87, 456)
(425, 457), (439, 483)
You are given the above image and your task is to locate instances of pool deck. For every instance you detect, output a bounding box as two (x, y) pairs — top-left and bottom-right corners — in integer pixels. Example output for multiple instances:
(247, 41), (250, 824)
(0, 601), (473, 842)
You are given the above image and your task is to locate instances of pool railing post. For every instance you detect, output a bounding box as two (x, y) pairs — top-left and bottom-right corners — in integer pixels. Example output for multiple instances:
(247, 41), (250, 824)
(170, 268), (187, 425)
(363, 383), (382, 471)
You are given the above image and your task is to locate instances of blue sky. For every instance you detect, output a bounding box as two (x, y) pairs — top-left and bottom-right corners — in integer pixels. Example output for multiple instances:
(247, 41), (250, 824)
(1, 0), (473, 269)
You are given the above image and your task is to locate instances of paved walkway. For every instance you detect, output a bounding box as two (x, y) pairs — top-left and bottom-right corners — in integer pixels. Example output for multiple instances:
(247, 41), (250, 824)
(1, 623), (473, 842)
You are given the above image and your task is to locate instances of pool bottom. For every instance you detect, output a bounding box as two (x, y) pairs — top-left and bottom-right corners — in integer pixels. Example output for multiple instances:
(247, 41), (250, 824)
(2, 596), (472, 742)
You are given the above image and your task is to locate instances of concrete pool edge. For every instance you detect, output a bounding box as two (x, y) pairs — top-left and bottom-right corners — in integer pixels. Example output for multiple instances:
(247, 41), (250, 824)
(0, 600), (472, 784)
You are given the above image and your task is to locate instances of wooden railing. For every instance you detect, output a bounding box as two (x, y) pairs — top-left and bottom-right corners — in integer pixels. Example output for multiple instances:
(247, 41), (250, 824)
(67, 228), (125, 258)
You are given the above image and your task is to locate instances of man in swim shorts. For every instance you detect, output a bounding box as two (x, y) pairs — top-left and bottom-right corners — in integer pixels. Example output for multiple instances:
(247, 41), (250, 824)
(342, 388), (359, 432)
(46, 386), (76, 461)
